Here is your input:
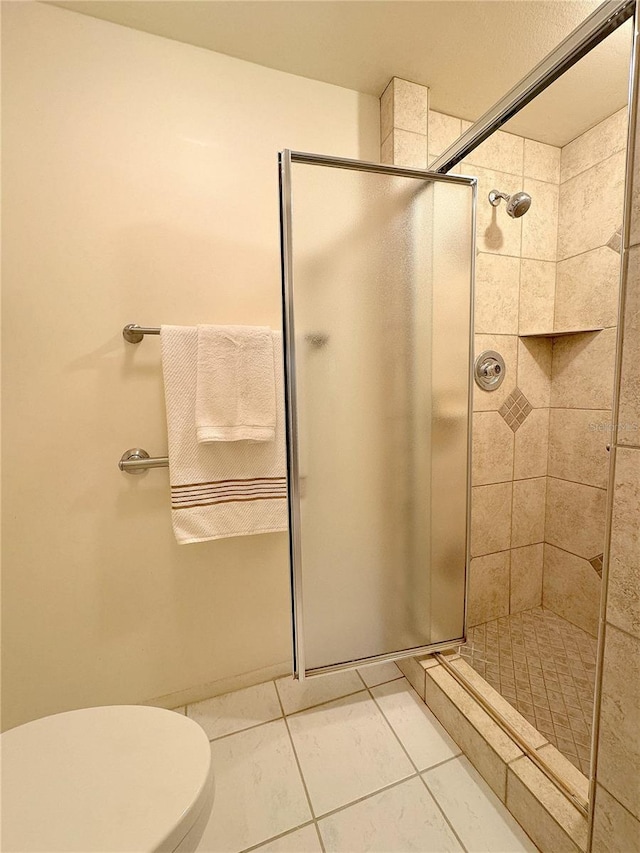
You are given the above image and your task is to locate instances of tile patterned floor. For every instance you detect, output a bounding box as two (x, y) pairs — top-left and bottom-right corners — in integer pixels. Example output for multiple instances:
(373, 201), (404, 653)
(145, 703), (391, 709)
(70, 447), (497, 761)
(181, 662), (538, 852)
(459, 607), (598, 775)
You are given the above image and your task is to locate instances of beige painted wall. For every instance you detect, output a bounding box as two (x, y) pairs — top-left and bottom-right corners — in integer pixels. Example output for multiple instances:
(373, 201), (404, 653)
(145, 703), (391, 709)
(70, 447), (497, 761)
(1, 1), (379, 730)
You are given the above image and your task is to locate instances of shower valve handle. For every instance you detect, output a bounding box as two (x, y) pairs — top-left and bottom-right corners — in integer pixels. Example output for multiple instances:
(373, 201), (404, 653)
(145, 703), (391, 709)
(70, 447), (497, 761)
(474, 351), (506, 391)
(481, 362), (501, 378)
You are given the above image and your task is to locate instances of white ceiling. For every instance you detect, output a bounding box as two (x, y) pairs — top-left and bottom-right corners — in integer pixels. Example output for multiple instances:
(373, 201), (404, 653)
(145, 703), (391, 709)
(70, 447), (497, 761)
(50, 0), (633, 147)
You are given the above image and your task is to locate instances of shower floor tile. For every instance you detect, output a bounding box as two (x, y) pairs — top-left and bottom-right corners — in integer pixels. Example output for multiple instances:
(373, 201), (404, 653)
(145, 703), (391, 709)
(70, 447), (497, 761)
(190, 665), (537, 852)
(460, 606), (598, 776)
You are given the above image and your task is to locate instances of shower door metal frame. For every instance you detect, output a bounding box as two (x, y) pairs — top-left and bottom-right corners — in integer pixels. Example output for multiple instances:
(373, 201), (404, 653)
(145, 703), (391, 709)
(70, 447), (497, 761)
(430, 0), (635, 174)
(279, 149), (477, 680)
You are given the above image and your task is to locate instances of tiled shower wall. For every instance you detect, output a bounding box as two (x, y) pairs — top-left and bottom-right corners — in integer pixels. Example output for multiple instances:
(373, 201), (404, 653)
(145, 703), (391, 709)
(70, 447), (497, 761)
(544, 109), (627, 637)
(428, 103), (562, 628)
(381, 79), (626, 642)
(427, 99), (627, 636)
(590, 49), (640, 850)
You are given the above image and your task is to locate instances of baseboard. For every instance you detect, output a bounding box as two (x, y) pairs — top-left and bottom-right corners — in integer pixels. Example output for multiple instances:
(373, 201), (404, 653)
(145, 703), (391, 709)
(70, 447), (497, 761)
(143, 660), (292, 711)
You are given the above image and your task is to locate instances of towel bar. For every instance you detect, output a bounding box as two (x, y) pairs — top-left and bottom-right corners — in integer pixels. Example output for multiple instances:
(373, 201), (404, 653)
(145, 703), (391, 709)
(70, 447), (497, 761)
(123, 324), (329, 347)
(123, 324), (160, 343)
(119, 448), (168, 474)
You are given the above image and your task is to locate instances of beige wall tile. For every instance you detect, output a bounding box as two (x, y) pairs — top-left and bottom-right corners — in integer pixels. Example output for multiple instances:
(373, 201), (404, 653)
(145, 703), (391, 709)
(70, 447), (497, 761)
(630, 115), (640, 247)
(548, 408), (612, 490)
(391, 78), (428, 135)
(380, 77), (429, 142)
(424, 665), (522, 801)
(471, 482), (513, 557)
(512, 478), (546, 548)
(468, 551), (510, 626)
(522, 178), (559, 261)
(462, 131), (524, 176)
(550, 329), (617, 410)
(460, 163), (523, 257)
(473, 334), (518, 412)
(542, 544), (601, 636)
(545, 477), (606, 559)
(618, 245), (640, 441)
(428, 110), (462, 161)
(514, 408), (549, 480)
(517, 337), (552, 408)
(554, 247), (621, 332)
(387, 128), (428, 168)
(380, 132), (393, 165)
(396, 656), (426, 700)
(474, 253), (520, 334)
(558, 151), (626, 261)
(510, 544), (543, 614)
(506, 757), (587, 853)
(597, 624), (640, 819)
(607, 448), (640, 639)
(519, 259), (556, 334)
(524, 139), (561, 184)
(419, 655), (442, 671)
(472, 411), (514, 486)
(561, 107), (628, 184)
(592, 74), (638, 853)
(380, 80), (394, 145)
(592, 783), (640, 853)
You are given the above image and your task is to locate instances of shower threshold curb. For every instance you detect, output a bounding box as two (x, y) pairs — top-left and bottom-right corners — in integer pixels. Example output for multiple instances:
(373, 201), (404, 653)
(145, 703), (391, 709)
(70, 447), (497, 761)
(396, 652), (590, 853)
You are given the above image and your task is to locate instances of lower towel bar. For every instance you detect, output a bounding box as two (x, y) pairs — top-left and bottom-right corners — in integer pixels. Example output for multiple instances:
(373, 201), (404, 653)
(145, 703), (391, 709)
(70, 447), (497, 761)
(119, 448), (168, 474)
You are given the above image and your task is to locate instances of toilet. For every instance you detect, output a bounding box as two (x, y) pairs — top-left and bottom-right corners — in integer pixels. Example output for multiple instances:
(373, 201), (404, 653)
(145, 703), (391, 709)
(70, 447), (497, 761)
(0, 705), (214, 853)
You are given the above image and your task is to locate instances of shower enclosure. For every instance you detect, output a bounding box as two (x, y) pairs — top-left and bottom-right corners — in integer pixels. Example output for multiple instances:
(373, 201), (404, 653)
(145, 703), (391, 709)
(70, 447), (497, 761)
(280, 0), (637, 838)
(279, 151), (476, 678)
(423, 0), (633, 811)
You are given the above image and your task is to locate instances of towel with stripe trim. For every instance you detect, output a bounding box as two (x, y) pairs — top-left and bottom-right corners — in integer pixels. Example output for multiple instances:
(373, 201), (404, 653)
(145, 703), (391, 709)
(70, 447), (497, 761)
(161, 326), (288, 544)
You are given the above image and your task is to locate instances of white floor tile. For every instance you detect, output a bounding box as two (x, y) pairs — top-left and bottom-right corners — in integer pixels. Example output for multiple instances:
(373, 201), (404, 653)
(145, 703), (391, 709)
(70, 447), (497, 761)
(251, 825), (322, 853)
(371, 678), (461, 770)
(357, 660), (403, 688)
(188, 682), (282, 740)
(276, 670), (363, 715)
(424, 756), (538, 852)
(197, 720), (310, 852)
(319, 777), (463, 852)
(287, 691), (414, 816)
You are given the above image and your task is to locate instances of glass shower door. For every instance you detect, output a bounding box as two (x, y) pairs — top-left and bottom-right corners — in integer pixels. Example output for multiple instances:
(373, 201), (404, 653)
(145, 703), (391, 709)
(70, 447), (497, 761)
(279, 150), (476, 679)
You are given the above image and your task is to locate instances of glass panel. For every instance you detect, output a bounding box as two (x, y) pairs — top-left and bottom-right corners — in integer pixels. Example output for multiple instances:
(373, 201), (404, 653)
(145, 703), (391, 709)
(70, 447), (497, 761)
(281, 153), (475, 676)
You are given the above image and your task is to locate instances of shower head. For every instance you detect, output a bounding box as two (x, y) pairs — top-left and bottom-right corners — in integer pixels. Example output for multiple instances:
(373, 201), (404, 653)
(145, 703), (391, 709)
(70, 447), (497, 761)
(488, 189), (532, 218)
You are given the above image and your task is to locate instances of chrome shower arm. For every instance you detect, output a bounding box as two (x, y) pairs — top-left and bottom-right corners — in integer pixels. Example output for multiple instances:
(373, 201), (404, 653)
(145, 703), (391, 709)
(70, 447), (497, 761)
(488, 190), (510, 207)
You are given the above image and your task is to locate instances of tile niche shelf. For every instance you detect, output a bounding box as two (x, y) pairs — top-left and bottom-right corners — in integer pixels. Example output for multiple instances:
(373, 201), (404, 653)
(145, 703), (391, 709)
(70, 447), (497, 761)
(518, 327), (604, 338)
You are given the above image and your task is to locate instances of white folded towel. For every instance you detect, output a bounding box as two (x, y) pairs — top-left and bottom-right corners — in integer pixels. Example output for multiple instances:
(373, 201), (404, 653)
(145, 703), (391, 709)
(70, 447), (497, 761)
(196, 325), (276, 443)
(161, 326), (288, 544)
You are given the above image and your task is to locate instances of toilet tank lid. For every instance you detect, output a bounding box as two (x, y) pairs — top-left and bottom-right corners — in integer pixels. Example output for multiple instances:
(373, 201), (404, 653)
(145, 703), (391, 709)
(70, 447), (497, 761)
(1, 705), (212, 853)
